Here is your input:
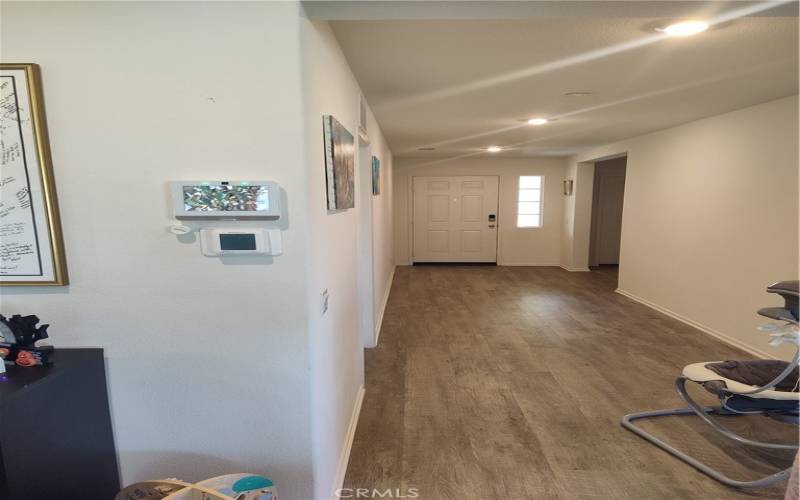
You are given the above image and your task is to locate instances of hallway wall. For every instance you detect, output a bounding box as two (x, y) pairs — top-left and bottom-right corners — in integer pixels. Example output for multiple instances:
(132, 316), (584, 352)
(0, 2), (315, 496)
(301, 17), (394, 500)
(371, 119), (395, 341)
(562, 95), (799, 358)
(1, 4), (396, 499)
(394, 157), (565, 266)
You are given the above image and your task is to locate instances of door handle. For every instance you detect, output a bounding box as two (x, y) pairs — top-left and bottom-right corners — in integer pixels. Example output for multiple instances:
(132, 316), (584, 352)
(488, 224), (496, 228)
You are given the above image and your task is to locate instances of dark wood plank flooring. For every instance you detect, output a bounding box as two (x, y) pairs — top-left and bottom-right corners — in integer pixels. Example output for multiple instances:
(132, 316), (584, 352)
(343, 266), (797, 499)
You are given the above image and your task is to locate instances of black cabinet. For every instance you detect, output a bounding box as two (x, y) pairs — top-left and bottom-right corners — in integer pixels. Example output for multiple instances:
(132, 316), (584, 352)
(0, 348), (120, 500)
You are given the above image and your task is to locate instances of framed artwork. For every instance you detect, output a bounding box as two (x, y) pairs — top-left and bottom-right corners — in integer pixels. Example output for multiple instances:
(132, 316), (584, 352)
(371, 156), (381, 195)
(322, 115), (355, 210)
(0, 64), (68, 285)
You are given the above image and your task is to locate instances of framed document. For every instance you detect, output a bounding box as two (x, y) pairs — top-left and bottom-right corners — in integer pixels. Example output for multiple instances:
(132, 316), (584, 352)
(0, 64), (67, 285)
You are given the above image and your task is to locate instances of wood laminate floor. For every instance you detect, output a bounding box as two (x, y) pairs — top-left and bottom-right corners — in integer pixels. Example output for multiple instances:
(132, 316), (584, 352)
(343, 265), (798, 499)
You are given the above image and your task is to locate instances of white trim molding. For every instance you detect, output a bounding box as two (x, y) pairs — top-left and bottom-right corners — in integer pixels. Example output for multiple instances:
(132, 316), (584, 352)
(330, 385), (365, 500)
(615, 288), (773, 360)
(373, 266), (395, 346)
(560, 265), (591, 272)
(502, 261), (561, 267)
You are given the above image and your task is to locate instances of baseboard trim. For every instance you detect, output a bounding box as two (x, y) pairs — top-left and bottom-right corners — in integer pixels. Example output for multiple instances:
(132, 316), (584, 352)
(331, 385), (365, 499)
(559, 265), (591, 272)
(373, 266), (395, 346)
(500, 262), (561, 267)
(615, 288), (773, 360)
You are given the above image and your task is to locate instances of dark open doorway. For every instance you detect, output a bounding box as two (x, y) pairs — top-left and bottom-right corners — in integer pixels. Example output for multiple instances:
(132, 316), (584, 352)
(589, 156), (627, 284)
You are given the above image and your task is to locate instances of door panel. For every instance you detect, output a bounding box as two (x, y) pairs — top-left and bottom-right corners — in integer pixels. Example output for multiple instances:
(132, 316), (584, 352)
(461, 180), (484, 190)
(427, 230), (449, 253)
(460, 230), (482, 253)
(428, 195), (450, 222)
(412, 176), (499, 262)
(461, 195), (482, 221)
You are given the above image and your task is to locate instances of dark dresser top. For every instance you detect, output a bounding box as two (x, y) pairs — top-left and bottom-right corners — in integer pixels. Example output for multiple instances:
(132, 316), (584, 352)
(0, 348), (104, 404)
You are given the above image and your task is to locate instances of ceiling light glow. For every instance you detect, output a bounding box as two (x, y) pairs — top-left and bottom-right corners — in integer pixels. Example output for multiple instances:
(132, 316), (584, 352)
(487, 146), (502, 153)
(659, 20), (709, 37)
(527, 118), (548, 125)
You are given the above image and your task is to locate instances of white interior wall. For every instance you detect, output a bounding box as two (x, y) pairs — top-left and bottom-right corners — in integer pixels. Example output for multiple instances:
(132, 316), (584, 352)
(369, 105), (395, 342)
(394, 157), (564, 266)
(300, 16), (394, 500)
(0, 2), (316, 498)
(560, 160), (596, 272)
(562, 95), (799, 358)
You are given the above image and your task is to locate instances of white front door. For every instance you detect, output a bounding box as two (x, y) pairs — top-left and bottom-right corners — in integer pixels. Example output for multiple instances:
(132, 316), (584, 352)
(412, 176), (499, 263)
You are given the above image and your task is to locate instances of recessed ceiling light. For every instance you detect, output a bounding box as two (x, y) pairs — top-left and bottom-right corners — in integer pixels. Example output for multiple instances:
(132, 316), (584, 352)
(527, 118), (548, 126)
(487, 146), (502, 153)
(564, 91), (592, 97)
(659, 20), (709, 37)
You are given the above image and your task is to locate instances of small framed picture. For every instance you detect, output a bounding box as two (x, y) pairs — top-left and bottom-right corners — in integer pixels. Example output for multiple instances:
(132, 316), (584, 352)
(371, 156), (381, 195)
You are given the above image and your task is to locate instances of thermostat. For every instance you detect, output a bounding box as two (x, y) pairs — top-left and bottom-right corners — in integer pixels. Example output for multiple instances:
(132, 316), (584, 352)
(199, 228), (282, 257)
(171, 181), (283, 220)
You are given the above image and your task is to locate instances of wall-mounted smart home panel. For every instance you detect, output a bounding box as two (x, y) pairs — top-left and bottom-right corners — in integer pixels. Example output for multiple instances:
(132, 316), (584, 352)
(199, 228), (282, 257)
(171, 181), (283, 220)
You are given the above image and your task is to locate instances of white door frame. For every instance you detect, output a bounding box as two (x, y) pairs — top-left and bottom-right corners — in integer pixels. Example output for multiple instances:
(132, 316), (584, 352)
(569, 151), (627, 271)
(590, 170), (626, 266)
(356, 137), (375, 348)
(406, 176), (414, 264)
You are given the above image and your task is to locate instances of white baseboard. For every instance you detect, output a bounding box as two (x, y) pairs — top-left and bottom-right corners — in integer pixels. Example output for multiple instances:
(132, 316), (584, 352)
(615, 288), (773, 360)
(330, 385), (365, 500)
(559, 265), (591, 272)
(373, 266), (395, 346)
(500, 262), (561, 267)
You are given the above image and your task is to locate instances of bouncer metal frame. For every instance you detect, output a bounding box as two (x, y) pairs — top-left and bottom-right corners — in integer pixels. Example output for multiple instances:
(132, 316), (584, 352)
(622, 342), (799, 488)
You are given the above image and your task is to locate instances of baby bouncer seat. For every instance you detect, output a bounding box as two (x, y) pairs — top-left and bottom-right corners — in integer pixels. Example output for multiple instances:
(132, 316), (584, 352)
(622, 280), (799, 488)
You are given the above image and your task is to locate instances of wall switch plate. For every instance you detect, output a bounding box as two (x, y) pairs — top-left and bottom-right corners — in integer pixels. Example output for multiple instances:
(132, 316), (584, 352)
(321, 289), (329, 316)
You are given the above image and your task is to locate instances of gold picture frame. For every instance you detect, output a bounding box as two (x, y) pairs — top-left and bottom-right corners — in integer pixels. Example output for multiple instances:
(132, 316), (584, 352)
(1, 64), (68, 285)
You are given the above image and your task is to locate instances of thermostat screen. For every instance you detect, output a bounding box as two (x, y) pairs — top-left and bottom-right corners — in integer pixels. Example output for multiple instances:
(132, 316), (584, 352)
(183, 185), (270, 212)
(219, 233), (257, 251)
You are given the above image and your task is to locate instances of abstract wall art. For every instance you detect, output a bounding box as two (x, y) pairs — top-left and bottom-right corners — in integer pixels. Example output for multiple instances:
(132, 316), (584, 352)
(371, 156), (381, 195)
(323, 115), (355, 210)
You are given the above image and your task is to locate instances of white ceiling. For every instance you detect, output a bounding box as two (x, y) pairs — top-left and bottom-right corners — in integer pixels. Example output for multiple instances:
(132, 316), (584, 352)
(327, 2), (798, 158)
